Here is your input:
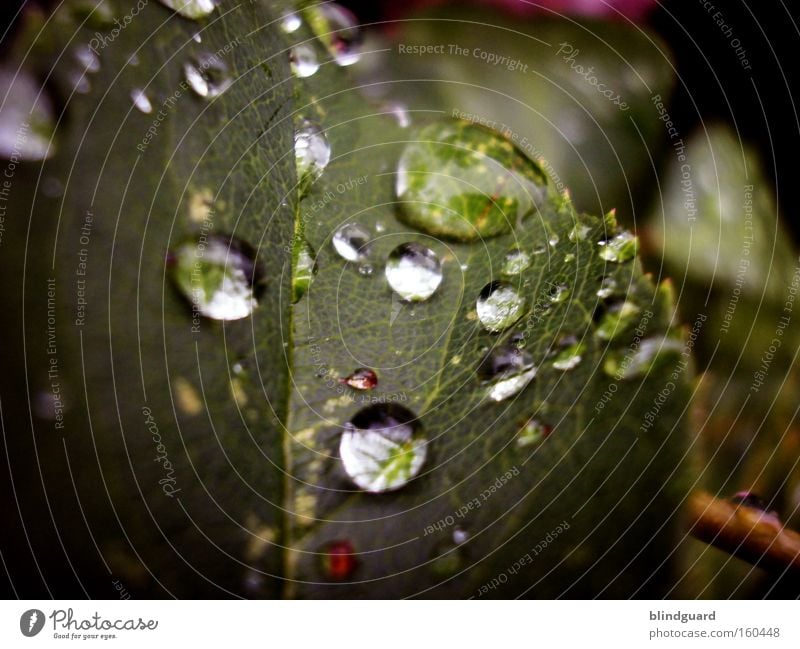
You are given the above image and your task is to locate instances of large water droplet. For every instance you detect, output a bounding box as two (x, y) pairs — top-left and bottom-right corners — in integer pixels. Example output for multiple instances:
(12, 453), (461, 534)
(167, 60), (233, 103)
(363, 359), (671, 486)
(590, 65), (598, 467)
(280, 11), (302, 34)
(502, 249), (532, 276)
(332, 223), (371, 263)
(0, 68), (55, 160)
(170, 234), (262, 321)
(476, 281), (526, 333)
(294, 119), (330, 182)
(396, 119), (549, 242)
(290, 44), (320, 78)
(339, 368), (378, 391)
(603, 337), (683, 379)
(183, 53), (232, 98)
(385, 242), (442, 302)
(517, 418), (550, 448)
(552, 340), (585, 371)
(478, 344), (537, 402)
(321, 540), (357, 581)
(598, 231), (638, 263)
(339, 404), (427, 493)
(157, 0), (216, 20)
(595, 300), (640, 341)
(130, 88), (152, 114)
(305, 3), (362, 66)
(292, 235), (317, 302)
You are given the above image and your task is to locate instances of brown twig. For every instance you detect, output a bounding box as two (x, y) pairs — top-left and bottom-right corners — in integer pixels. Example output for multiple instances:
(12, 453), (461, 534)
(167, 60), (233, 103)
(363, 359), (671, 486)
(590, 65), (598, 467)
(686, 490), (800, 575)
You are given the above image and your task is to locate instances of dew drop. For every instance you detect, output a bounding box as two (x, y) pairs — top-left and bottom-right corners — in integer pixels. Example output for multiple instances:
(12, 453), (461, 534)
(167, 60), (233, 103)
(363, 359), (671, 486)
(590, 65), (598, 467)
(357, 262), (374, 276)
(548, 232), (560, 248)
(568, 223), (591, 242)
(170, 234), (262, 321)
(332, 223), (371, 263)
(598, 231), (638, 263)
(74, 44), (101, 73)
(294, 119), (330, 182)
(547, 282), (570, 304)
(290, 44), (320, 78)
(157, 0), (216, 20)
(478, 344), (537, 402)
(281, 12), (302, 34)
(339, 368), (378, 391)
(292, 235), (317, 302)
(396, 119), (549, 242)
(0, 68), (55, 160)
(552, 340), (585, 371)
(339, 404), (427, 492)
(183, 53), (232, 98)
(385, 242), (443, 302)
(305, 3), (362, 66)
(476, 281), (526, 333)
(502, 249), (532, 276)
(130, 88), (152, 114)
(602, 336), (683, 379)
(452, 527), (470, 545)
(383, 101), (411, 128)
(595, 300), (640, 341)
(564, 253), (576, 263)
(516, 418), (550, 448)
(321, 540), (357, 581)
(596, 277), (617, 299)
(192, 32), (202, 43)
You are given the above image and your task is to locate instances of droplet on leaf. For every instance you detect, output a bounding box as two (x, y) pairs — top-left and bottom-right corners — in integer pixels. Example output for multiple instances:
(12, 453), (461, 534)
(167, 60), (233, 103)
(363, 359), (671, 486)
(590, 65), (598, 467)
(183, 53), (232, 98)
(516, 418), (550, 447)
(290, 43), (319, 78)
(339, 368), (378, 391)
(385, 242), (443, 302)
(476, 281), (525, 333)
(595, 300), (641, 341)
(598, 231), (638, 263)
(292, 235), (317, 302)
(332, 223), (371, 263)
(280, 11), (302, 33)
(502, 248), (532, 276)
(478, 344), (537, 402)
(0, 68), (55, 160)
(602, 337), (683, 379)
(552, 340), (586, 371)
(294, 119), (330, 182)
(130, 88), (152, 114)
(305, 2), (362, 66)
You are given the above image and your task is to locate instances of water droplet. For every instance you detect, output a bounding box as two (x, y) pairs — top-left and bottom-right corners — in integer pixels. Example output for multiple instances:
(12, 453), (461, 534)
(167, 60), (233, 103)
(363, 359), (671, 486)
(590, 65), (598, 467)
(170, 234), (262, 321)
(478, 344), (537, 402)
(339, 404), (427, 492)
(339, 368), (378, 391)
(396, 119), (549, 242)
(383, 101), (411, 128)
(602, 337), (683, 379)
(321, 540), (357, 580)
(568, 223), (591, 242)
(183, 53), (232, 98)
(357, 262), (374, 276)
(552, 340), (585, 371)
(517, 418), (550, 448)
(294, 119), (330, 182)
(452, 527), (470, 545)
(332, 223), (371, 263)
(595, 300), (640, 341)
(305, 3), (362, 66)
(596, 277), (617, 299)
(74, 44), (101, 73)
(192, 32), (202, 43)
(564, 253), (576, 263)
(476, 281), (526, 333)
(547, 282), (570, 304)
(374, 222), (386, 233)
(292, 235), (317, 302)
(68, 70), (91, 94)
(385, 242), (443, 302)
(598, 231), (638, 263)
(502, 249), (532, 276)
(290, 44), (319, 78)
(157, 0), (216, 20)
(281, 12), (302, 33)
(548, 232), (560, 247)
(0, 68), (55, 160)
(130, 88), (152, 114)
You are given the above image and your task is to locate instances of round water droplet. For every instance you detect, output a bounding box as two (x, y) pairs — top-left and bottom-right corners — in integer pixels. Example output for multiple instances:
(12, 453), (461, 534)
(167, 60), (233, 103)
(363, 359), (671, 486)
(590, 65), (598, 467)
(339, 404), (427, 492)
(157, 0), (216, 20)
(476, 281), (526, 333)
(332, 223), (371, 263)
(396, 119), (549, 242)
(183, 53), (232, 98)
(548, 232), (560, 248)
(598, 231), (638, 263)
(170, 234), (263, 321)
(452, 527), (470, 545)
(74, 44), (101, 73)
(547, 282), (570, 304)
(603, 336), (683, 379)
(564, 253), (576, 263)
(552, 340), (585, 371)
(568, 223), (591, 242)
(0, 68), (55, 160)
(130, 88), (152, 114)
(339, 368), (378, 391)
(321, 540), (357, 581)
(595, 300), (640, 341)
(385, 242), (443, 302)
(292, 235), (317, 302)
(478, 344), (537, 402)
(305, 3), (362, 66)
(596, 277), (617, 299)
(281, 11), (302, 33)
(290, 43), (320, 78)
(192, 32), (202, 43)
(516, 418), (550, 448)
(294, 119), (330, 182)
(502, 249), (532, 276)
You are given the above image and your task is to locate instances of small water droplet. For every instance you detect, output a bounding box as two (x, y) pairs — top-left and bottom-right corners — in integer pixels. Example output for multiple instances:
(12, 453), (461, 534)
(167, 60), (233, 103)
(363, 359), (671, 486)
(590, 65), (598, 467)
(547, 282), (570, 304)
(339, 404), (427, 492)
(339, 368), (378, 391)
(294, 118), (330, 182)
(548, 232), (560, 248)
(564, 253), (576, 263)
(290, 43), (320, 78)
(292, 235), (317, 302)
(157, 0), (216, 20)
(396, 119), (549, 242)
(183, 53), (232, 98)
(281, 11), (302, 33)
(357, 262), (374, 276)
(502, 248), (532, 276)
(305, 3), (362, 66)
(598, 231), (638, 263)
(130, 88), (152, 114)
(385, 242), (443, 302)
(74, 44), (101, 73)
(568, 223), (591, 242)
(332, 223), (371, 263)
(603, 336), (683, 379)
(383, 101), (411, 128)
(476, 281), (526, 333)
(374, 222), (386, 233)
(460, 263), (469, 271)
(321, 540), (357, 580)
(0, 68), (55, 160)
(127, 52), (140, 66)
(596, 277), (617, 299)
(595, 300), (640, 341)
(170, 234), (262, 321)
(478, 344), (537, 402)
(452, 527), (469, 544)
(552, 340), (585, 371)
(516, 418), (550, 447)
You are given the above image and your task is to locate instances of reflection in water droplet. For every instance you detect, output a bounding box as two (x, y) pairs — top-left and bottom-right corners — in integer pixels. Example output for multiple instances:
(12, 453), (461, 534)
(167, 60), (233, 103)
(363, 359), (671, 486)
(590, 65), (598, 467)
(385, 242), (442, 302)
(281, 11), (302, 33)
(595, 300), (640, 341)
(547, 282), (570, 304)
(517, 418), (550, 448)
(170, 234), (262, 321)
(502, 249), (531, 276)
(552, 340), (585, 371)
(596, 277), (617, 299)
(332, 223), (371, 263)
(183, 53), (232, 98)
(74, 44), (101, 73)
(603, 337), (683, 379)
(383, 102), (411, 128)
(479, 344), (537, 402)
(598, 231), (638, 263)
(292, 236), (317, 302)
(548, 232), (560, 247)
(294, 119), (330, 182)
(340, 368), (378, 391)
(192, 32), (202, 43)
(0, 68), (55, 160)
(396, 119), (549, 242)
(305, 3), (362, 66)
(321, 540), (357, 580)
(130, 88), (152, 114)
(476, 281), (525, 333)
(157, 0), (216, 20)
(568, 223), (591, 242)
(290, 44), (320, 78)
(339, 404), (427, 492)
